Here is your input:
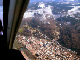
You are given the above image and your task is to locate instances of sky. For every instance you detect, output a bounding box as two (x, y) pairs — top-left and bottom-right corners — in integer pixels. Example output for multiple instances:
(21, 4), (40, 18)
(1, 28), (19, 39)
(30, 0), (77, 2)
(30, 0), (55, 2)
(0, 0), (3, 6)
(0, 0), (3, 26)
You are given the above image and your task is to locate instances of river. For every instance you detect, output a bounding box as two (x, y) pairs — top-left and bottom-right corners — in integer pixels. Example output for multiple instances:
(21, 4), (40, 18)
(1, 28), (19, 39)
(13, 40), (36, 60)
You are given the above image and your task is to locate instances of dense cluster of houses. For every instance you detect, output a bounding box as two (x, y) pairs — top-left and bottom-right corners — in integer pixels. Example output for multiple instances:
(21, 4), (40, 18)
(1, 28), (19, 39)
(15, 34), (80, 60)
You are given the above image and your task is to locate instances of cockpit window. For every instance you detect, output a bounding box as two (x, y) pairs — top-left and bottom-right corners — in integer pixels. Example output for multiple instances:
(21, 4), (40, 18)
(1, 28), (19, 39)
(13, 0), (80, 60)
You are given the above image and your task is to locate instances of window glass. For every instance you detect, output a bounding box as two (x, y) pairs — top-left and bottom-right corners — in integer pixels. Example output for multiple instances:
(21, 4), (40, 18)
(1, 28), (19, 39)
(0, 0), (3, 35)
(13, 0), (80, 60)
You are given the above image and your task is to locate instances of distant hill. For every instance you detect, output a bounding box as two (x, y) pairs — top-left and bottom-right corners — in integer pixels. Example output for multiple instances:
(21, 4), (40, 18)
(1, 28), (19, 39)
(0, 0), (3, 6)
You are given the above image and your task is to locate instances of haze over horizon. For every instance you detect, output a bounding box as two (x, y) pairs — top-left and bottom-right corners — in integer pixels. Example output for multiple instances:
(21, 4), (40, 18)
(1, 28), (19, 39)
(30, 0), (79, 2)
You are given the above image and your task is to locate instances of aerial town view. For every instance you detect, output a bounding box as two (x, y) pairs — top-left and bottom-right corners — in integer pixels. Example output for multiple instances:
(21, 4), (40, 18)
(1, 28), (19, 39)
(13, 0), (80, 60)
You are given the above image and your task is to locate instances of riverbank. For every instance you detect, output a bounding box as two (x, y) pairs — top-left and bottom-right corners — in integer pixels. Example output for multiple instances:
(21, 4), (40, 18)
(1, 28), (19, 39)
(13, 40), (36, 60)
